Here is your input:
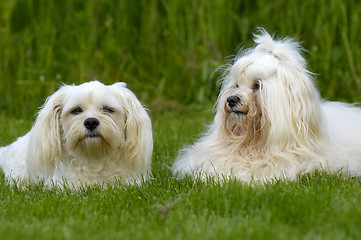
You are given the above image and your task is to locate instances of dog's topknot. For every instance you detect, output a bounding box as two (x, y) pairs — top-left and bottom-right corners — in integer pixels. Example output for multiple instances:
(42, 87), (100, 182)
(252, 28), (307, 68)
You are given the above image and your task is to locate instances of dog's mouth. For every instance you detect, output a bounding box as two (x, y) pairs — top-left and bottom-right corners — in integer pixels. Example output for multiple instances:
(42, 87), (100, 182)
(84, 131), (103, 140)
(226, 105), (248, 115)
(86, 133), (100, 138)
(232, 110), (247, 115)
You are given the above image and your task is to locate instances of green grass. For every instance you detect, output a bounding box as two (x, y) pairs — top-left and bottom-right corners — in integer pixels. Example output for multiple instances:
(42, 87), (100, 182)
(2, 0), (361, 239)
(1, 0), (361, 117)
(2, 173), (361, 240)
(1, 107), (361, 240)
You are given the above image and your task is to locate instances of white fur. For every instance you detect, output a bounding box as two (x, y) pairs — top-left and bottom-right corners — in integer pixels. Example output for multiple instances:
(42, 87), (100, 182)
(0, 81), (153, 188)
(173, 29), (361, 182)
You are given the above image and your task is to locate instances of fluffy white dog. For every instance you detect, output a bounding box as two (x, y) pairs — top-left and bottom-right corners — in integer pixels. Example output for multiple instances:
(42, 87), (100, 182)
(0, 81), (153, 188)
(173, 29), (361, 182)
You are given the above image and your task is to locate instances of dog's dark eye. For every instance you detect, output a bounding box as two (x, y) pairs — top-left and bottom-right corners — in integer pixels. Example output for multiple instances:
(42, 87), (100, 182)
(253, 81), (260, 90)
(235, 84), (239, 88)
(70, 107), (83, 115)
(102, 106), (114, 113)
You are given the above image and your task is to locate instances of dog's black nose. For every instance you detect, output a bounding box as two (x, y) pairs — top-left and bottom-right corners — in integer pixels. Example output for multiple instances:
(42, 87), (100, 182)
(84, 118), (100, 131)
(227, 95), (241, 108)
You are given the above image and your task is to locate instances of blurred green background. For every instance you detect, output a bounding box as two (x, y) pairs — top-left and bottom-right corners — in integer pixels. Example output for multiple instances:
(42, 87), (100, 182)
(1, 0), (361, 118)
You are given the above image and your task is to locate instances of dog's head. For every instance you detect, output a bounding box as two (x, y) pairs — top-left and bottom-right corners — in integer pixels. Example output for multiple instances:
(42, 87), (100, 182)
(216, 29), (324, 148)
(27, 81), (153, 181)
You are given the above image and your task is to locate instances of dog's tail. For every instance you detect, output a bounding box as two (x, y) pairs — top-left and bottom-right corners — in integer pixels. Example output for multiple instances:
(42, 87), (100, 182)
(0, 133), (30, 179)
(0, 141), (10, 172)
(0, 146), (4, 168)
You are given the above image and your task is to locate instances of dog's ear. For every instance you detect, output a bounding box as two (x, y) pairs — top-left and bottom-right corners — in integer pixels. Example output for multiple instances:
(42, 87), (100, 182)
(262, 64), (323, 146)
(27, 85), (71, 182)
(111, 82), (153, 176)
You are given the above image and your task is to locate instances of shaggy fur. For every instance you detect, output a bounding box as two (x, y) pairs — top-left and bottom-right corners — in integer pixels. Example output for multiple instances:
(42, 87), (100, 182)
(173, 29), (361, 182)
(0, 81), (153, 188)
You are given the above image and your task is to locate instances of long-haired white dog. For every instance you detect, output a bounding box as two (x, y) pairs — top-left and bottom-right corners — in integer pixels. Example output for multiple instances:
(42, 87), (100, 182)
(173, 29), (361, 182)
(0, 81), (153, 188)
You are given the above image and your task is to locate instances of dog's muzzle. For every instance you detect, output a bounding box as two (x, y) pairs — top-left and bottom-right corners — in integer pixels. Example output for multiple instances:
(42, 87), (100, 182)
(226, 95), (248, 114)
(84, 117), (100, 131)
(227, 96), (241, 108)
(84, 117), (101, 138)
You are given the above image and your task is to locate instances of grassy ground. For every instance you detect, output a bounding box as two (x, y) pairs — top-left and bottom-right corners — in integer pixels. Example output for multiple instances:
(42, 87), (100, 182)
(1, 108), (361, 240)
(1, 0), (361, 239)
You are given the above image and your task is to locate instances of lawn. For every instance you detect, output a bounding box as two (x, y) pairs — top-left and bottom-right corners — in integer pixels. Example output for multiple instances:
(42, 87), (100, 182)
(1, 108), (361, 240)
(1, 0), (361, 239)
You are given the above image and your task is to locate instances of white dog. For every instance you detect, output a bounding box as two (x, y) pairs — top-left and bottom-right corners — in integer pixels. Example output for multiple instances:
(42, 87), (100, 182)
(0, 81), (153, 188)
(173, 29), (361, 182)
